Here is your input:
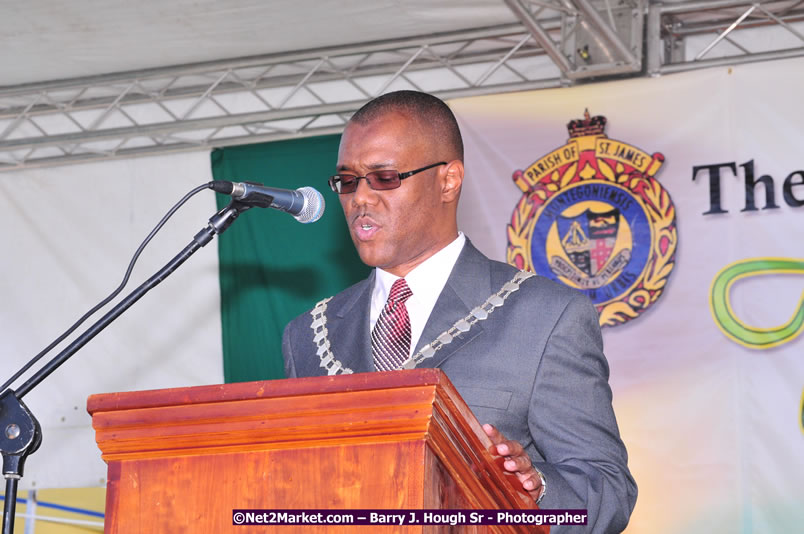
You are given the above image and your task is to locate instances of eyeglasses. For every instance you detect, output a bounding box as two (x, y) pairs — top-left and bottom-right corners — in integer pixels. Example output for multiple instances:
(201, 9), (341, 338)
(328, 162), (446, 194)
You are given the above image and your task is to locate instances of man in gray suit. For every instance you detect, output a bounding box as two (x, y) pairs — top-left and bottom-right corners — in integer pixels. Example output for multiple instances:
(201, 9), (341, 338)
(282, 90), (636, 532)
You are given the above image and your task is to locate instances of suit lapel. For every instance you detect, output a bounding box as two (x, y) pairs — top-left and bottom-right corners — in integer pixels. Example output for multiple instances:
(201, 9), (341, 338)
(414, 241), (491, 369)
(327, 272), (374, 374)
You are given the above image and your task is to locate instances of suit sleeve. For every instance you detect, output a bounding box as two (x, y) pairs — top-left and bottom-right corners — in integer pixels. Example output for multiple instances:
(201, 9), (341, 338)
(529, 293), (637, 533)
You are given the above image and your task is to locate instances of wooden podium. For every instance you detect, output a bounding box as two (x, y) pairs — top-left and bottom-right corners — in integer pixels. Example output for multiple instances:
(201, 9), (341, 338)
(88, 369), (547, 533)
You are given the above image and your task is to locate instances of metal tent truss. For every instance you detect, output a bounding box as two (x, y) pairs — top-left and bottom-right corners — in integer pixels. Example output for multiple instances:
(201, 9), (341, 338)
(2, 0), (803, 171)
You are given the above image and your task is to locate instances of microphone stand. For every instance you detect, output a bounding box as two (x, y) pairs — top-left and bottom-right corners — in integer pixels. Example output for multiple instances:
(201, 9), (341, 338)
(1, 199), (252, 534)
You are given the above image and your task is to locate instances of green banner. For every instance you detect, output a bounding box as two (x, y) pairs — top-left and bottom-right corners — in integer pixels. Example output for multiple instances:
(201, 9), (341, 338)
(211, 136), (370, 383)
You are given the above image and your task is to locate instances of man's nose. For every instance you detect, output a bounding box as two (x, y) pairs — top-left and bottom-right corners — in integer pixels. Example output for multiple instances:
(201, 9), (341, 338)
(351, 176), (378, 206)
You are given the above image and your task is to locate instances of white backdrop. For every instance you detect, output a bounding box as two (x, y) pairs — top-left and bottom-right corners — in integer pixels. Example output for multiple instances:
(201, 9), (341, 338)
(452, 57), (804, 533)
(0, 152), (223, 489)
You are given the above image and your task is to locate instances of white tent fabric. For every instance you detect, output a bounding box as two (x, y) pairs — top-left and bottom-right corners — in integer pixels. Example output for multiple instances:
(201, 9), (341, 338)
(0, 152), (222, 489)
(0, 0), (521, 85)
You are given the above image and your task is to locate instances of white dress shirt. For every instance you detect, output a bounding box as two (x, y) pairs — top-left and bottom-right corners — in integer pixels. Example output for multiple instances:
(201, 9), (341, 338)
(370, 232), (466, 357)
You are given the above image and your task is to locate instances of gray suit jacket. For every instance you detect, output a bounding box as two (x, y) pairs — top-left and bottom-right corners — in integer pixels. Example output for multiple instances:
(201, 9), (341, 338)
(283, 240), (637, 533)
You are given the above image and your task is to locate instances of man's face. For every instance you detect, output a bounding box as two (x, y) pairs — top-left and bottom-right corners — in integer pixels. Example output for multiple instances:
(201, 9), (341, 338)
(336, 111), (458, 277)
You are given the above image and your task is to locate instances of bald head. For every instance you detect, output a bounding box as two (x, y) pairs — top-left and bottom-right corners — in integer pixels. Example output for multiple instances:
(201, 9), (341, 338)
(349, 90), (464, 163)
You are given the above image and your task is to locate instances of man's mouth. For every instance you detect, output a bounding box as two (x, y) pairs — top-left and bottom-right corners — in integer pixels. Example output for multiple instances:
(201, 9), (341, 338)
(353, 217), (380, 240)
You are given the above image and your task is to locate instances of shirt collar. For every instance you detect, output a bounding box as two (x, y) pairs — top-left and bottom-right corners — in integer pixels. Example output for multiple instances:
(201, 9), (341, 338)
(374, 232), (466, 308)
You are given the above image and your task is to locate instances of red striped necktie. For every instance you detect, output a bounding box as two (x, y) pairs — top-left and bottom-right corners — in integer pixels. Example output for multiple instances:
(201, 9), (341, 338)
(371, 278), (413, 371)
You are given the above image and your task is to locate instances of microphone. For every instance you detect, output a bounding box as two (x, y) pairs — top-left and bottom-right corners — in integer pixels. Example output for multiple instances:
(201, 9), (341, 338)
(210, 181), (325, 223)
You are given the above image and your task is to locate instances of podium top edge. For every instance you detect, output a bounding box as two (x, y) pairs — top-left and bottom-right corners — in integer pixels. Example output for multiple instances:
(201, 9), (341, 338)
(87, 368), (451, 414)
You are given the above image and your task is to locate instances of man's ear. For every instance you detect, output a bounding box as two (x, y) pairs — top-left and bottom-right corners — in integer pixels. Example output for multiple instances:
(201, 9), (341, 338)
(440, 160), (464, 203)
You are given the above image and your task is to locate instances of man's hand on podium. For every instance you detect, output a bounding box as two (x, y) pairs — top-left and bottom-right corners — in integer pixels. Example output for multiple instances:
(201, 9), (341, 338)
(483, 423), (546, 504)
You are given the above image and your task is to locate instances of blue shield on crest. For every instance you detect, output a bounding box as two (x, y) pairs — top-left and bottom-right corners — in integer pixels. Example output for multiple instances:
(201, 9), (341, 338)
(558, 208), (620, 276)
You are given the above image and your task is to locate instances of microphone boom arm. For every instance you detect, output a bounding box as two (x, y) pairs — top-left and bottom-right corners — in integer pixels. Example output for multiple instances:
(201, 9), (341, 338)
(0, 200), (249, 534)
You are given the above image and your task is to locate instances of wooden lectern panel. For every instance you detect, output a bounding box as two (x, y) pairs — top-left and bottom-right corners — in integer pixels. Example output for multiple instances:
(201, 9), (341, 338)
(88, 369), (547, 533)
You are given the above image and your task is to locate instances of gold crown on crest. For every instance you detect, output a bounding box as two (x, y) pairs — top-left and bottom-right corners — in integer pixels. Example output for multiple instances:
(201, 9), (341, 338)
(567, 109), (607, 138)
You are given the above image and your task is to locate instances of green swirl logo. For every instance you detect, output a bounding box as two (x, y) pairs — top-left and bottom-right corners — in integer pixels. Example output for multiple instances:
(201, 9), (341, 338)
(710, 258), (804, 349)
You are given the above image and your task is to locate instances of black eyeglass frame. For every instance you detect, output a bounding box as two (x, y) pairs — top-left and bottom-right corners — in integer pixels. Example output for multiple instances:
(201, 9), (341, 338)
(327, 161), (447, 194)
